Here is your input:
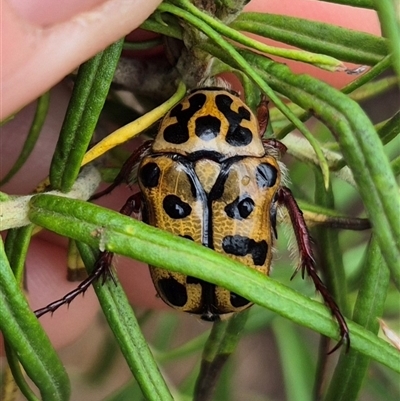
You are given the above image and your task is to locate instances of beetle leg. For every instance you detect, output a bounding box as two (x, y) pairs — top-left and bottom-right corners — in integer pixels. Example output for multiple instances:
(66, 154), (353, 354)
(262, 138), (288, 157)
(256, 96), (288, 156)
(35, 193), (142, 318)
(276, 186), (350, 352)
(256, 95), (270, 137)
(90, 140), (152, 200)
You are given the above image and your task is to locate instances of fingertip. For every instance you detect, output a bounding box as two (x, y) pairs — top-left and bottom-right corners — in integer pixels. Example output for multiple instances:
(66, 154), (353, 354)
(2, 0), (163, 119)
(8, 0), (109, 26)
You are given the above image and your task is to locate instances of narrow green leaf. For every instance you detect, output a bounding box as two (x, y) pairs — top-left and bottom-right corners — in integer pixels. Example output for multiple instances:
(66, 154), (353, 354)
(50, 39), (123, 192)
(341, 55), (392, 94)
(231, 13), (387, 65)
(324, 237), (391, 401)
(391, 155), (400, 176)
(76, 242), (173, 401)
(0, 92), (50, 186)
(373, 0), (400, 83)
(157, 332), (209, 363)
(123, 37), (163, 51)
(349, 76), (398, 102)
(27, 195), (400, 373)
(278, 55), (392, 139)
(316, 0), (374, 8)
(377, 112), (400, 144)
(4, 225), (34, 282)
(273, 319), (314, 401)
(4, 343), (40, 401)
(0, 239), (70, 400)
(141, 12), (183, 40)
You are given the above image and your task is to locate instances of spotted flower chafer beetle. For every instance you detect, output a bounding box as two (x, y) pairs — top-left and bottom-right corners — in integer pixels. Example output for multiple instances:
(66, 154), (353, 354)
(35, 86), (349, 350)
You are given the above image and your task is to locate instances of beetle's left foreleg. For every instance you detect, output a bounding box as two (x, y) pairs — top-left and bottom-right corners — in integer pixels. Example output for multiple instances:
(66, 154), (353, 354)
(90, 140), (152, 200)
(276, 186), (350, 352)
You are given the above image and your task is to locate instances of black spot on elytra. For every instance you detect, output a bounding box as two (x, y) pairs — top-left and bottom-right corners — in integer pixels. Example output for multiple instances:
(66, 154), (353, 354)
(139, 162), (160, 188)
(230, 292), (250, 308)
(180, 234), (194, 241)
(186, 276), (203, 285)
(225, 195), (255, 220)
(222, 235), (268, 266)
(163, 195), (192, 219)
(195, 115), (221, 141)
(163, 93), (207, 144)
(215, 94), (253, 147)
(158, 278), (187, 307)
(255, 163), (277, 189)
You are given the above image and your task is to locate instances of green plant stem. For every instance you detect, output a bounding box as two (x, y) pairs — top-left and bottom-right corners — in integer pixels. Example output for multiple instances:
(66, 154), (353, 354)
(194, 311), (248, 401)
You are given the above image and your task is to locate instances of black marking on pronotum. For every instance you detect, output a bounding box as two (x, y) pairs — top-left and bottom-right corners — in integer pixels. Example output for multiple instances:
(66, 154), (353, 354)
(225, 195), (255, 220)
(163, 195), (192, 219)
(185, 150), (225, 163)
(139, 162), (161, 188)
(222, 235), (268, 266)
(215, 94), (253, 147)
(195, 115), (221, 141)
(255, 163), (277, 189)
(163, 93), (207, 144)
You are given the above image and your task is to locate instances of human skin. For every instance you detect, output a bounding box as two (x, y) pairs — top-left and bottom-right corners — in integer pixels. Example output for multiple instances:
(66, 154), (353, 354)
(0, 0), (380, 352)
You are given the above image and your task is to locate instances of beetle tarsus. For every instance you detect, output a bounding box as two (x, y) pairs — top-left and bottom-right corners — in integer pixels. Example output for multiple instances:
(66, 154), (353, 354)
(277, 186), (350, 352)
(34, 258), (110, 318)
